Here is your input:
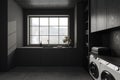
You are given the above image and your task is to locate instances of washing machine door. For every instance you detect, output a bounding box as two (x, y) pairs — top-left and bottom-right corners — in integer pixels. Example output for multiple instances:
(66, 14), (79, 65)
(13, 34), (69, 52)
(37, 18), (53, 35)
(89, 62), (99, 79)
(101, 70), (115, 80)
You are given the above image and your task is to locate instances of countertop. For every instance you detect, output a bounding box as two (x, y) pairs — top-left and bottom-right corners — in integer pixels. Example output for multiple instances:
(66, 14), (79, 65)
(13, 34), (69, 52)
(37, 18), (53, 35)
(18, 46), (74, 49)
(90, 52), (120, 67)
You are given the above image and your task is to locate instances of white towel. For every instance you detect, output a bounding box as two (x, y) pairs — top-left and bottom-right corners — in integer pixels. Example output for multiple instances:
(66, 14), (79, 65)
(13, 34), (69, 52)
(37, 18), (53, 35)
(91, 47), (107, 52)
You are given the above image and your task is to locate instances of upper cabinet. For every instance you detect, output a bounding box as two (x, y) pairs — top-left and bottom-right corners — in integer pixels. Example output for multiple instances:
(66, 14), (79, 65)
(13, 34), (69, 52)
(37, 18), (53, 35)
(96, 0), (106, 31)
(91, 0), (97, 32)
(106, 0), (120, 29)
(91, 0), (120, 33)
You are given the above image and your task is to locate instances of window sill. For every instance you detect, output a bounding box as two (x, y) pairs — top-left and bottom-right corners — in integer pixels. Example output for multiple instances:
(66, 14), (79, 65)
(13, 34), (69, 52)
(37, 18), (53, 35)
(20, 46), (73, 49)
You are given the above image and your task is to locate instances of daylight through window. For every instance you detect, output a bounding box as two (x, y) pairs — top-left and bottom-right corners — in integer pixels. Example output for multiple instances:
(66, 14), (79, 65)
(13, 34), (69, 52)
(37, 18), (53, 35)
(27, 15), (69, 46)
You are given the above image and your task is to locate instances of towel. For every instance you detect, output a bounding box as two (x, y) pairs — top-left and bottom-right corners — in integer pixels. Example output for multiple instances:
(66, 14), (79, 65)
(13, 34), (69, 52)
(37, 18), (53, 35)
(91, 47), (108, 52)
(91, 47), (110, 56)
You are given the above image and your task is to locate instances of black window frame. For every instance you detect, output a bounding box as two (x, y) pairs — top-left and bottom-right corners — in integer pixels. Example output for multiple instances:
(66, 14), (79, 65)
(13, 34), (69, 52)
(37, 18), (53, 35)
(27, 15), (70, 47)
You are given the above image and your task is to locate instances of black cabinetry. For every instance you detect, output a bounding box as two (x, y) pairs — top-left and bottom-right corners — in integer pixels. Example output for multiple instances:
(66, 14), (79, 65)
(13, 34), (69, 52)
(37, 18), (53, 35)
(91, 0), (120, 33)
(83, 0), (89, 71)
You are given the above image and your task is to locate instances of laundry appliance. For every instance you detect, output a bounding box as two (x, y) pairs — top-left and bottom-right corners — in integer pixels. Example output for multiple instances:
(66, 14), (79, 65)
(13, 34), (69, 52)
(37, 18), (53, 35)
(99, 58), (120, 80)
(89, 54), (101, 80)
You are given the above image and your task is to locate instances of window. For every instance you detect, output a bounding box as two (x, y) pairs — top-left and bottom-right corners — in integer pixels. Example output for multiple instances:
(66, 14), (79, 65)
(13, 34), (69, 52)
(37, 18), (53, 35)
(27, 15), (69, 46)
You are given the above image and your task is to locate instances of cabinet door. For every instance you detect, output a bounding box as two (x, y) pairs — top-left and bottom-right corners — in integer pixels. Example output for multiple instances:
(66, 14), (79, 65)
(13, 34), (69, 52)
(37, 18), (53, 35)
(106, 0), (120, 29)
(117, 0), (120, 27)
(91, 0), (97, 32)
(96, 0), (106, 31)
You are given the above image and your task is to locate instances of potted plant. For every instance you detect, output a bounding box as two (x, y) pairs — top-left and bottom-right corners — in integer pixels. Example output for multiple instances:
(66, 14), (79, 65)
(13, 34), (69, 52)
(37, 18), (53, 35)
(63, 36), (72, 47)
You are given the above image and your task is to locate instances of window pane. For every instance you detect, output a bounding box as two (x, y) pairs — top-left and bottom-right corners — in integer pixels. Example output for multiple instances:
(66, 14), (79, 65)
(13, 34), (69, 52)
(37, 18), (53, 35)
(40, 18), (48, 26)
(30, 36), (39, 44)
(40, 36), (48, 44)
(59, 18), (68, 26)
(50, 27), (58, 35)
(28, 16), (69, 45)
(59, 27), (68, 35)
(59, 36), (68, 44)
(40, 27), (48, 35)
(30, 18), (39, 26)
(49, 36), (58, 44)
(50, 18), (58, 26)
(30, 27), (39, 35)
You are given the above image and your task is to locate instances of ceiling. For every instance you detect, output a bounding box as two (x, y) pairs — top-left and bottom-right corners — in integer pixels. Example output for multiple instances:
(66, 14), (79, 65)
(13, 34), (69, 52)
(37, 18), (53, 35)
(14, 0), (83, 9)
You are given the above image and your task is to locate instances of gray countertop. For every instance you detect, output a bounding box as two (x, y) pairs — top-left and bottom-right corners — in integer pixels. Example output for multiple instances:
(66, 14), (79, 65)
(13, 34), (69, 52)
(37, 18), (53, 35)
(90, 52), (120, 67)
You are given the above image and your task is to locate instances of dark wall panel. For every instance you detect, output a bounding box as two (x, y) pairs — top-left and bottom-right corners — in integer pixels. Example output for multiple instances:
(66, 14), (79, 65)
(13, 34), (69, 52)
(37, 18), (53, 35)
(0, 0), (8, 71)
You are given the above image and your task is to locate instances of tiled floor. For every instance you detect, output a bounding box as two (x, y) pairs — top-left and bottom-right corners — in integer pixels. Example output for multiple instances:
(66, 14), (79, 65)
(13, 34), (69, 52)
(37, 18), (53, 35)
(0, 67), (92, 80)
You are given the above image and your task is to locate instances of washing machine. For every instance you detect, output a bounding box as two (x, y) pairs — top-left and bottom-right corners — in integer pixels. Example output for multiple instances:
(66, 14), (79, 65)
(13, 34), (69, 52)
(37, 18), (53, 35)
(89, 54), (101, 80)
(99, 59), (120, 80)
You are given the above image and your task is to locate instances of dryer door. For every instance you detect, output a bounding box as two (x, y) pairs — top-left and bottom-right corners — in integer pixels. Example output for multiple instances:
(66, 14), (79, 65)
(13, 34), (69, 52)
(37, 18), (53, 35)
(101, 70), (115, 80)
(89, 62), (99, 79)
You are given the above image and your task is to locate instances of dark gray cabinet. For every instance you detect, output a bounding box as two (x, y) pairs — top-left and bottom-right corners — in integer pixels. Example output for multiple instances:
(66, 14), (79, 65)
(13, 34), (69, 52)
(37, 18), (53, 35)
(91, 0), (97, 32)
(106, 0), (120, 29)
(91, 0), (120, 33)
(91, 0), (107, 32)
(96, 0), (106, 31)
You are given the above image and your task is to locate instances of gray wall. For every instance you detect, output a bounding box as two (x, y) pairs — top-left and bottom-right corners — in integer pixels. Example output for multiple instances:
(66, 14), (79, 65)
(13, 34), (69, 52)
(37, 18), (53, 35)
(8, 0), (23, 48)
(8, 0), (23, 68)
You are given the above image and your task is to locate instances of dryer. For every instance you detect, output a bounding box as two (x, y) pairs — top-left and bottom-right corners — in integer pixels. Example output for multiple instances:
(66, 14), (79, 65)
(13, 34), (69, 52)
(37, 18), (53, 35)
(89, 54), (101, 80)
(100, 59), (120, 80)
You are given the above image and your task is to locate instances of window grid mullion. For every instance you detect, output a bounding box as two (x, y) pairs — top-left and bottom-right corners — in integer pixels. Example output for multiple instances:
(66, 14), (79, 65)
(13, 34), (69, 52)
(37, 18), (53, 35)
(58, 17), (60, 45)
(29, 17), (31, 45)
(48, 17), (50, 45)
(39, 17), (40, 44)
